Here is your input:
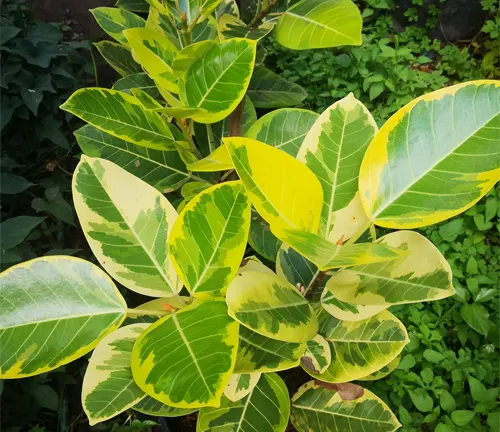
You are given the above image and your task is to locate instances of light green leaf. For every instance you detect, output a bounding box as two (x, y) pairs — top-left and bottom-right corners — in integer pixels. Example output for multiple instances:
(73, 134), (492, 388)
(177, 0), (224, 24)
(169, 181), (251, 299)
(145, 6), (182, 49)
(61, 88), (175, 151)
(218, 14), (274, 40)
(181, 181), (212, 200)
(216, 0), (239, 19)
(321, 289), (386, 322)
(73, 156), (181, 297)
(275, 0), (362, 50)
(172, 40), (217, 77)
(461, 303), (491, 336)
(248, 211), (282, 262)
(224, 372), (261, 402)
(133, 396), (198, 416)
(0, 256), (126, 378)
(226, 270), (318, 343)
(291, 381), (401, 432)
(90, 7), (146, 44)
(187, 144), (233, 172)
(82, 324), (148, 425)
(180, 38), (256, 123)
(301, 335), (331, 375)
(247, 67), (307, 109)
(113, 73), (160, 99)
(326, 231), (455, 306)
(131, 300), (239, 408)
(246, 108), (319, 157)
(360, 80), (500, 229)
(198, 373), (290, 432)
(94, 41), (142, 77)
(358, 356), (401, 381)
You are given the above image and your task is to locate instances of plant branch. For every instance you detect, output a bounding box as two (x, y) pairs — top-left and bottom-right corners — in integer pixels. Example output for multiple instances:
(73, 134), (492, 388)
(228, 98), (245, 137)
(303, 269), (327, 298)
(248, 0), (279, 29)
(178, 119), (202, 159)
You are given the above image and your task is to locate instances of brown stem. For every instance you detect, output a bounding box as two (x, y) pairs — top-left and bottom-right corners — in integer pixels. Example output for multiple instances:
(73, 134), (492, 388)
(248, 0), (279, 29)
(228, 98), (245, 137)
(303, 270), (326, 298)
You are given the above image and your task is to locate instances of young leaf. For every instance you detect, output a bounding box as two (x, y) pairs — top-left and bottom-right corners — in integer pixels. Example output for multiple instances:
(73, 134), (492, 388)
(326, 231), (455, 306)
(226, 271), (318, 343)
(359, 80), (500, 229)
(94, 41), (142, 76)
(90, 7), (146, 45)
(224, 372), (261, 402)
(169, 181), (251, 299)
(301, 335), (331, 375)
(0, 257), (126, 378)
(82, 324), (148, 425)
(131, 300), (238, 408)
(275, 0), (362, 50)
(73, 156), (181, 297)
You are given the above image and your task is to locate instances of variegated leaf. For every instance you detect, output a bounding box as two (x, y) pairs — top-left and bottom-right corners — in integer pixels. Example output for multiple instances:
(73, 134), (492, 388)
(359, 356), (401, 381)
(90, 7), (145, 45)
(145, 6), (182, 49)
(297, 94), (376, 239)
(176, 0), (224, 24)
(73, 156), (181, 297)
(218, 14), (274, 40)
(187, 144), (233, 172)
(238, 256), (274, 275)
(113, 72), (160, 99)
(224, 372), (261, 402)
(235, 326), (305, 373)
(321, 289), (386, 322)
(117, 0), (149, 12)
(181, 181), (212, 200)
(326, 231), (455, 306)
(246, 108), (319, 157)
(82, 324), (148, 425)
(131, 300), (239, 408)
(311, 309), (408, 382)
(172, 40), (217, 77)
(169, 181), (251, 299)
(291, 381), (401, 432)
(198, 373), (289, 432)
(275, 0), (362, 50)
(94, 41), (141, 76)
(193, 16), (218, 42)
(133, 396), (198, 416)
(60, 88), (175, 151)
(248, 211), (282, 263)
(360, 80), (500, 229)
(247, 67), (307, 109)
(301, 334), (331, 375)
(226, 270), (318, 343)
(226, 137), (323, 233)
(0, 257), (126, 378)
(216, 0), (239, 19)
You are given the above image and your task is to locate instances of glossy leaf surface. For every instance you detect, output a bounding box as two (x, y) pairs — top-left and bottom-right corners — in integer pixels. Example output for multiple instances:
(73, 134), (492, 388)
(112, 72), (160, 98)
(91, 7), (145, 44)
(301, 334), (331, 375)
(224, 372), (261, 402)
(94, 41), (141, 76)
(218, 14), (274, 40)
(321, 289), (386, 322)
(248, 211), (282, 262)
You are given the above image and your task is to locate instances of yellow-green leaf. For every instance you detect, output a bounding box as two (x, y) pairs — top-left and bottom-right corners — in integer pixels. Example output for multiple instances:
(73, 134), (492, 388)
(359, 80), (500, 229)
(60, 88), (175, 151)
(291, 381), (401, 432)
(177, 0), (224, 25)
(218, 14), (274, 40)
(326, 231), (455, 306)
(82, 324), (148, 425)
(187, 145), (233, 172)
(0, 256), (126, 378)
(172, 40), (217, 77)
(301, 334), (331, 375)
(94, 41), (142, 77)
(113, 72), (160, 99)
(91, 7), (146, 45)
(359, 356), (401, 381)
(321, 289), (386, 322)
(73, 156), (181, 297)
(169, 181), (251, 299)
(275, 0), (362, 50)
(224, 372), (261, 402)
(226, 270), (318, 343)
(131, 300), (239, 408)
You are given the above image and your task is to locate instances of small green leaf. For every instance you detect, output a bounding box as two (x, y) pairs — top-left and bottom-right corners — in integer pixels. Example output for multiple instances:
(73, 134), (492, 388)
(423, 349), (445, 363)
(409, 388), (433, 413)
(451, 410), (475, 426)
(460, 303), (491, 336)
(439, 390), (456, 412)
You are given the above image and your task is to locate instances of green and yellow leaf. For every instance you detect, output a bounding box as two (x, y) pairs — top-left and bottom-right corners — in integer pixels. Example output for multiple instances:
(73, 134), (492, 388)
(275, 0), (362, 50)
(291, 381), (401, 432)
(181, 181), (212, 200)
(169, 181), (251, 299)
(82, 324), (148, 425)
(239, 256), (274, 275)
(359, 356), (401, 381)
(176, 0), (224, 25)
(73, 156), (181, 297)
(321, 289), (386, 322)
(91, 7), (146, 45)
(248, 211), (282, 262)
(226, 270), (318, 342)
(198, 373), (290, 432)
(359, 80), (500, 228)
(94, 41), (142, 76)
(131, 300), (238, 408)
(193, 15), (218, 42)
(218, 14), (274, 40)
(112, 72), (160, 98)
(216, 0), (239, 19)
(133, 396), (198, 416)
(172, 40), (217, 77)
(224, 372), (261, 402)
(0, 256), (126, 378)
(187, 145), (233, 171)
(301, 335), (331, 375)
(326, 231), (455, 306)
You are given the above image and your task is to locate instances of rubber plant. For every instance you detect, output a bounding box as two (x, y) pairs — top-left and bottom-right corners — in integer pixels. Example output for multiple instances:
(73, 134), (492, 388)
(1, 0), (499, 430)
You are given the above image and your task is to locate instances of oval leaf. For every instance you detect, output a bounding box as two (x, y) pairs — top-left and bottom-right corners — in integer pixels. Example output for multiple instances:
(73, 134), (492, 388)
(90, 7), (146, 45)
(94, 41), (142, 77)
(0, 256), (126, 378)
(301, 335), (331, 375)
(224, 372), (261, 402)
(73, 156), (181, 297)
(112, 72), (160, 98)
(321, 289), (386, 322)
(359, 80), (500, 228)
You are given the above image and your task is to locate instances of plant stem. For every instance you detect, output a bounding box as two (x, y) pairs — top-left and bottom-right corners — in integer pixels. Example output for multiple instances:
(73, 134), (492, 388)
(370, 224), (377, 241)
(179, 119), (201, 159)
(126, 308), (171, 317)
(248, 0), (279, 29)
(206, 124), (216, 153)
(303, 270), (327, 298)
(228, 98), (245, 137)
(344, 220), (372, 246)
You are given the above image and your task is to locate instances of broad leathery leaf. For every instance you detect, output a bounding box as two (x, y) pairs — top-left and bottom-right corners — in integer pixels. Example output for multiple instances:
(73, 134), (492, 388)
(90, 7), (145, 45)
(147, 106), (208, 118)
(247, 67), (307, 109)
(235, 326), (305, 373)
(198, 373), (289, 432)
(82, 324), (148, 425)
(131, 300), (239, 408)
(297, 94), (375, 238)
(180, 38), (257, 123)
(73, 156), (181, 297)
(172, 40), (217, 78)
(128, 88), (164, 110)
(246, 108), (319, 157)
(192, 15), (218, 42)
(310, 309), (408, 382)
(224, 372), (261, 402)
(248, 211), (282, 262)
(216, 0), (239, 19)
(113, 73), (160, 99)
(218, 14), (274, 40)
(187, 145), (233, 172)
(358, 356), (400, 381)
(291, 381), (401, 432)
(321, 289), (386, 322)
(145, 6), (181, 49)
(60, 88), (175, 151)
(226, 270), (318, 343)
(238, 256), (274, 275)
(360, 80), (500, 229)
(301, 335), (331, 375)
(177, 0), (224, 24)
(169, 181), (251, 299)
(124, 28), (179, 93)
(181, 181), (212, 200)
(272, 226), (404, 271)
(0, 256), (126, 378)
(327, 231), (455, 306)
(117, 0), (150, 12)
(275, 0), (362, 50)
(226, 137), (323, 233)
(94, 41), (142, 76)
(133, 396), (198, 416)
(74, 125), (202, 192)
